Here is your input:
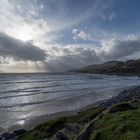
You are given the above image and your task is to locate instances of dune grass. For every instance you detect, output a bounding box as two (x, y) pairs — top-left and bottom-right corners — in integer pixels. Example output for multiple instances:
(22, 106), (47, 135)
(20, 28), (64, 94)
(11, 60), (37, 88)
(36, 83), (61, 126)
(18, 102), (140, 140)
(91, 104), (140, 140)
(18, 107), (103, 140)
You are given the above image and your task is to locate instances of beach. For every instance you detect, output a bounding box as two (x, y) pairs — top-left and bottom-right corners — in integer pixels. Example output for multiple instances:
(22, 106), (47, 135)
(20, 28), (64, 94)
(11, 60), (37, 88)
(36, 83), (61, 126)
(1, 73), (140, 133)
(1, 85), (140, 140)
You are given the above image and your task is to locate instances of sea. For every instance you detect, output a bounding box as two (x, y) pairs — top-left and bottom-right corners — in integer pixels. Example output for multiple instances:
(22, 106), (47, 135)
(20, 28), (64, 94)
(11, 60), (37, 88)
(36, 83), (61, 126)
(0, 73), (140, 132)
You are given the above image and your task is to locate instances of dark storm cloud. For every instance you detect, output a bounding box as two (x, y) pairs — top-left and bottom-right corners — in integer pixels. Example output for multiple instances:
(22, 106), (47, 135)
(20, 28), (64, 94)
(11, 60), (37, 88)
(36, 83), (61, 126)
(45, 37), (140, 72)
(0, 32), (46, 61)
(99, 38), (140, 59)
(46, 47), (101, 72)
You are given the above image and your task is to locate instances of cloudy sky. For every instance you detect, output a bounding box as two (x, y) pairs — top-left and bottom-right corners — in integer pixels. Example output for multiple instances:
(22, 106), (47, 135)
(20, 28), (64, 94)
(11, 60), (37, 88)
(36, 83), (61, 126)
(0, 0), (140, 72)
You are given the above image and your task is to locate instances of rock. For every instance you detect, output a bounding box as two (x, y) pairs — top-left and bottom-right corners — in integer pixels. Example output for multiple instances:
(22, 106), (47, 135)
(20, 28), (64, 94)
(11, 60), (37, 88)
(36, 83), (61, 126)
(52, 132), (69, 140)
(13, 129), (27, 136)
(0, 129), (27, 140)
(0, 132), (15, 140)
(100, 86), (140, 108)
(51, 123), (81, 140)
(109, 103), (136, 113)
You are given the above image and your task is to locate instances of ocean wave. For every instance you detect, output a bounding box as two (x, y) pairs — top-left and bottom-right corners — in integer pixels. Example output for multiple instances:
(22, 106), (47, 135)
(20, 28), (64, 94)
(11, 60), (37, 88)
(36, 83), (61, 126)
(0, 77), (86, 85)
(0, 87), (89, 100)
(0, 90), (94, 108)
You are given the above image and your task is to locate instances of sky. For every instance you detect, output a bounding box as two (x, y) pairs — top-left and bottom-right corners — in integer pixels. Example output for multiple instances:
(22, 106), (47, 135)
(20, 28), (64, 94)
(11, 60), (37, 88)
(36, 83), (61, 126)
(0, 0), (140, 72)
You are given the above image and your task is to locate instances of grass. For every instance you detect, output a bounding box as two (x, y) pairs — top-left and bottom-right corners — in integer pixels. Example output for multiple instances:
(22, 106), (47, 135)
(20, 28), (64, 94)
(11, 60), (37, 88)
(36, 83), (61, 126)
(18, 117), (66, 140)
(90, 105), (140, 140)
(66, 107), (104, 124)
(18, 106), (103, 140)
(18, 102), (140, 140)
(109, 102), (137, 113)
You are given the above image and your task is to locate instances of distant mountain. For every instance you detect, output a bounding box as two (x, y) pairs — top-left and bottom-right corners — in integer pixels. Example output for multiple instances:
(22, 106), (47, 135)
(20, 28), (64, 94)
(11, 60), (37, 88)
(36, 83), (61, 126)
(75, 59), (140, 76)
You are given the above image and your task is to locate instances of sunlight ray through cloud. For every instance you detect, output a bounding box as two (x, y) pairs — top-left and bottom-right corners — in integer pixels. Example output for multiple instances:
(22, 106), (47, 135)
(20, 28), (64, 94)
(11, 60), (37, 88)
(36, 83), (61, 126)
(0, 0), (140, 72)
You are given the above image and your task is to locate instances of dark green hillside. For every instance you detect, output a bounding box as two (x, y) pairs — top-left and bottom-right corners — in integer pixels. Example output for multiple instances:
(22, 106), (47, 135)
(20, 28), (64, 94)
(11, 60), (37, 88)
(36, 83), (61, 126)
(75, 59), (140, 76)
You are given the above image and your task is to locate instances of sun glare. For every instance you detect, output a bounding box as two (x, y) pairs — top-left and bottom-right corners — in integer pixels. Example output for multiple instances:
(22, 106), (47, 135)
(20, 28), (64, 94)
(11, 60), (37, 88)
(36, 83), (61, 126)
(16, 26), (34, 41)
(17, 30), (33, 41)
(17, 31), (32, 41)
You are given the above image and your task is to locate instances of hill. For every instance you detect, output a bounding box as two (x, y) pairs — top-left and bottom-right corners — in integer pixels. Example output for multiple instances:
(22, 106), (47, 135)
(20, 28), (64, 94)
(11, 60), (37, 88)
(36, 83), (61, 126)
(75, 59), (140, 76)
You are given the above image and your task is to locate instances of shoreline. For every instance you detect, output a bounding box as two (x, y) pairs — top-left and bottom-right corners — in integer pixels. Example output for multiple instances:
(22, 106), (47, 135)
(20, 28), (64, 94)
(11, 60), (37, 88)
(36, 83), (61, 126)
(5, 99), (105, 133)
(1, 85), (140, 140)
(75, 71), (140, 77)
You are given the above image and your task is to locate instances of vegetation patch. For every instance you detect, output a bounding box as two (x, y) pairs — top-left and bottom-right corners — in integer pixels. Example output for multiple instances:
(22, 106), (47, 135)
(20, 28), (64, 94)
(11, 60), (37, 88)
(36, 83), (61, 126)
(18, 98), (140, 140)
(18, 107), (103, 140)
(18, 117), (66, 140)
(91, 108), (140, 140)
(109, 103), (137, 113)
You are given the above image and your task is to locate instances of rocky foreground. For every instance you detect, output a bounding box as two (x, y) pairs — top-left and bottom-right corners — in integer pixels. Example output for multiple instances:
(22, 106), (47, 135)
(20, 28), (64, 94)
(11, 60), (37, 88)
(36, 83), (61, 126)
(1, 86), (140, 140)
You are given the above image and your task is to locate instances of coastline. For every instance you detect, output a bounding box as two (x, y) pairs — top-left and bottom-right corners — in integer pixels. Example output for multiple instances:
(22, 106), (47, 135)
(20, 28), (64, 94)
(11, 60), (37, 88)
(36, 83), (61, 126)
(1, 85), (140, 140)
(5, 99), (105, 133)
